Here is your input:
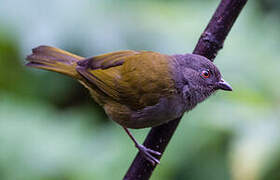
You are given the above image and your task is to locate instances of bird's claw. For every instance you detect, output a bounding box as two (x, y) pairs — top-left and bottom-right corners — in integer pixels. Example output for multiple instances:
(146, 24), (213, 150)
(136, 144), (161, 166)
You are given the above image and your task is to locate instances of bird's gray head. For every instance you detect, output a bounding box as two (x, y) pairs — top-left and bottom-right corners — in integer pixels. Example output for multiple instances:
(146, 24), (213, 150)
(172, 53), (232, 110)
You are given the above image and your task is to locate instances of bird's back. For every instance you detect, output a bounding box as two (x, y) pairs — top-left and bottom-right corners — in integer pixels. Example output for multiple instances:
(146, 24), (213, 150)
(77, 50), (177, 110)
(76, 50), (181, 128)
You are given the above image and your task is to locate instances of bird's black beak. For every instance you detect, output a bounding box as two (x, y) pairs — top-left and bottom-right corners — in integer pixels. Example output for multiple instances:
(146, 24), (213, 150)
(217, 78), (232, 91)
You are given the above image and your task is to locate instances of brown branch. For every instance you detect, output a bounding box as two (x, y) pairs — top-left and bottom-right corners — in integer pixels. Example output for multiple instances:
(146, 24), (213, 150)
(193, 0), (247, 61)
(124, 0), (247, 179)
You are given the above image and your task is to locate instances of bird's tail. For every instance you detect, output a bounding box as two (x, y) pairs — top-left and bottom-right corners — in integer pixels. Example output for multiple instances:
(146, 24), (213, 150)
(26, 45), (84, 78)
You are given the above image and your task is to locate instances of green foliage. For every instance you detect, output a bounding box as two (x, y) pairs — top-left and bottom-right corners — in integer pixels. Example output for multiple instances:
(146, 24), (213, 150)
(0, 0), (279, 179)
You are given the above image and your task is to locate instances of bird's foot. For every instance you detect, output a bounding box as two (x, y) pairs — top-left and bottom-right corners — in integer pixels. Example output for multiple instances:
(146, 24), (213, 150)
(136, 144), (161, 166)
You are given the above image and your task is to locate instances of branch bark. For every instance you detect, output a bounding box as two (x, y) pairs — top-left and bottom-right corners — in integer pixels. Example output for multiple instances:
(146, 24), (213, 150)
(124, 0), (247, 179)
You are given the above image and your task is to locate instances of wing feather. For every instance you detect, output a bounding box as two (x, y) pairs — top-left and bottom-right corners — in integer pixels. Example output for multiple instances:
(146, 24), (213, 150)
(77, 50), (175, 110)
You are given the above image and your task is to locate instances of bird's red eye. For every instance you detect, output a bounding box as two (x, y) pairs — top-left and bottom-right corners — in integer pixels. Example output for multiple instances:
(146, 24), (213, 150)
(202, 70), (210, 78)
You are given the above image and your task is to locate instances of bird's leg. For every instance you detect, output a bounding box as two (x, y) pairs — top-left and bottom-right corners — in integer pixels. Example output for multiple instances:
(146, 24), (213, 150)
(123, 127), (161, 165)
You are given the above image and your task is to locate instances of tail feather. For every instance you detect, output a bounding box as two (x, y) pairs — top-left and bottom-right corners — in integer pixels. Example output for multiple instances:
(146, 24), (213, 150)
(26, 46), (84, 78)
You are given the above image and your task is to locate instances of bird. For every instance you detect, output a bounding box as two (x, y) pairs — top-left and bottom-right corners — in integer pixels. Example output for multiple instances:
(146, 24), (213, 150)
(26, 45), (232, 165)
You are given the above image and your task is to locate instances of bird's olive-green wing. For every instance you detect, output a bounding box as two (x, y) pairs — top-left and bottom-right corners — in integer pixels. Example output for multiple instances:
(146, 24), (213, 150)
(77, 50), (176, 110)
(77, 50), (139, 70)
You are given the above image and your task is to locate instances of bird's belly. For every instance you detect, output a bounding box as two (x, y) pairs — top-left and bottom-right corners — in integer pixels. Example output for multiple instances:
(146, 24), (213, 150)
(104, 95), (185, 129)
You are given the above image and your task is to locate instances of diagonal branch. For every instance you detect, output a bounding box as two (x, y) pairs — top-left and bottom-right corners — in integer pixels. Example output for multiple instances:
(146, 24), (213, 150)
(193, 0), (247, 61)
(124, 0), (247, 179)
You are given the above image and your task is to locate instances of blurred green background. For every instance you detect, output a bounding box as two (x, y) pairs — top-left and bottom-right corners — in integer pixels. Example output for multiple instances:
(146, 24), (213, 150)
(0, 0), (280, 179)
